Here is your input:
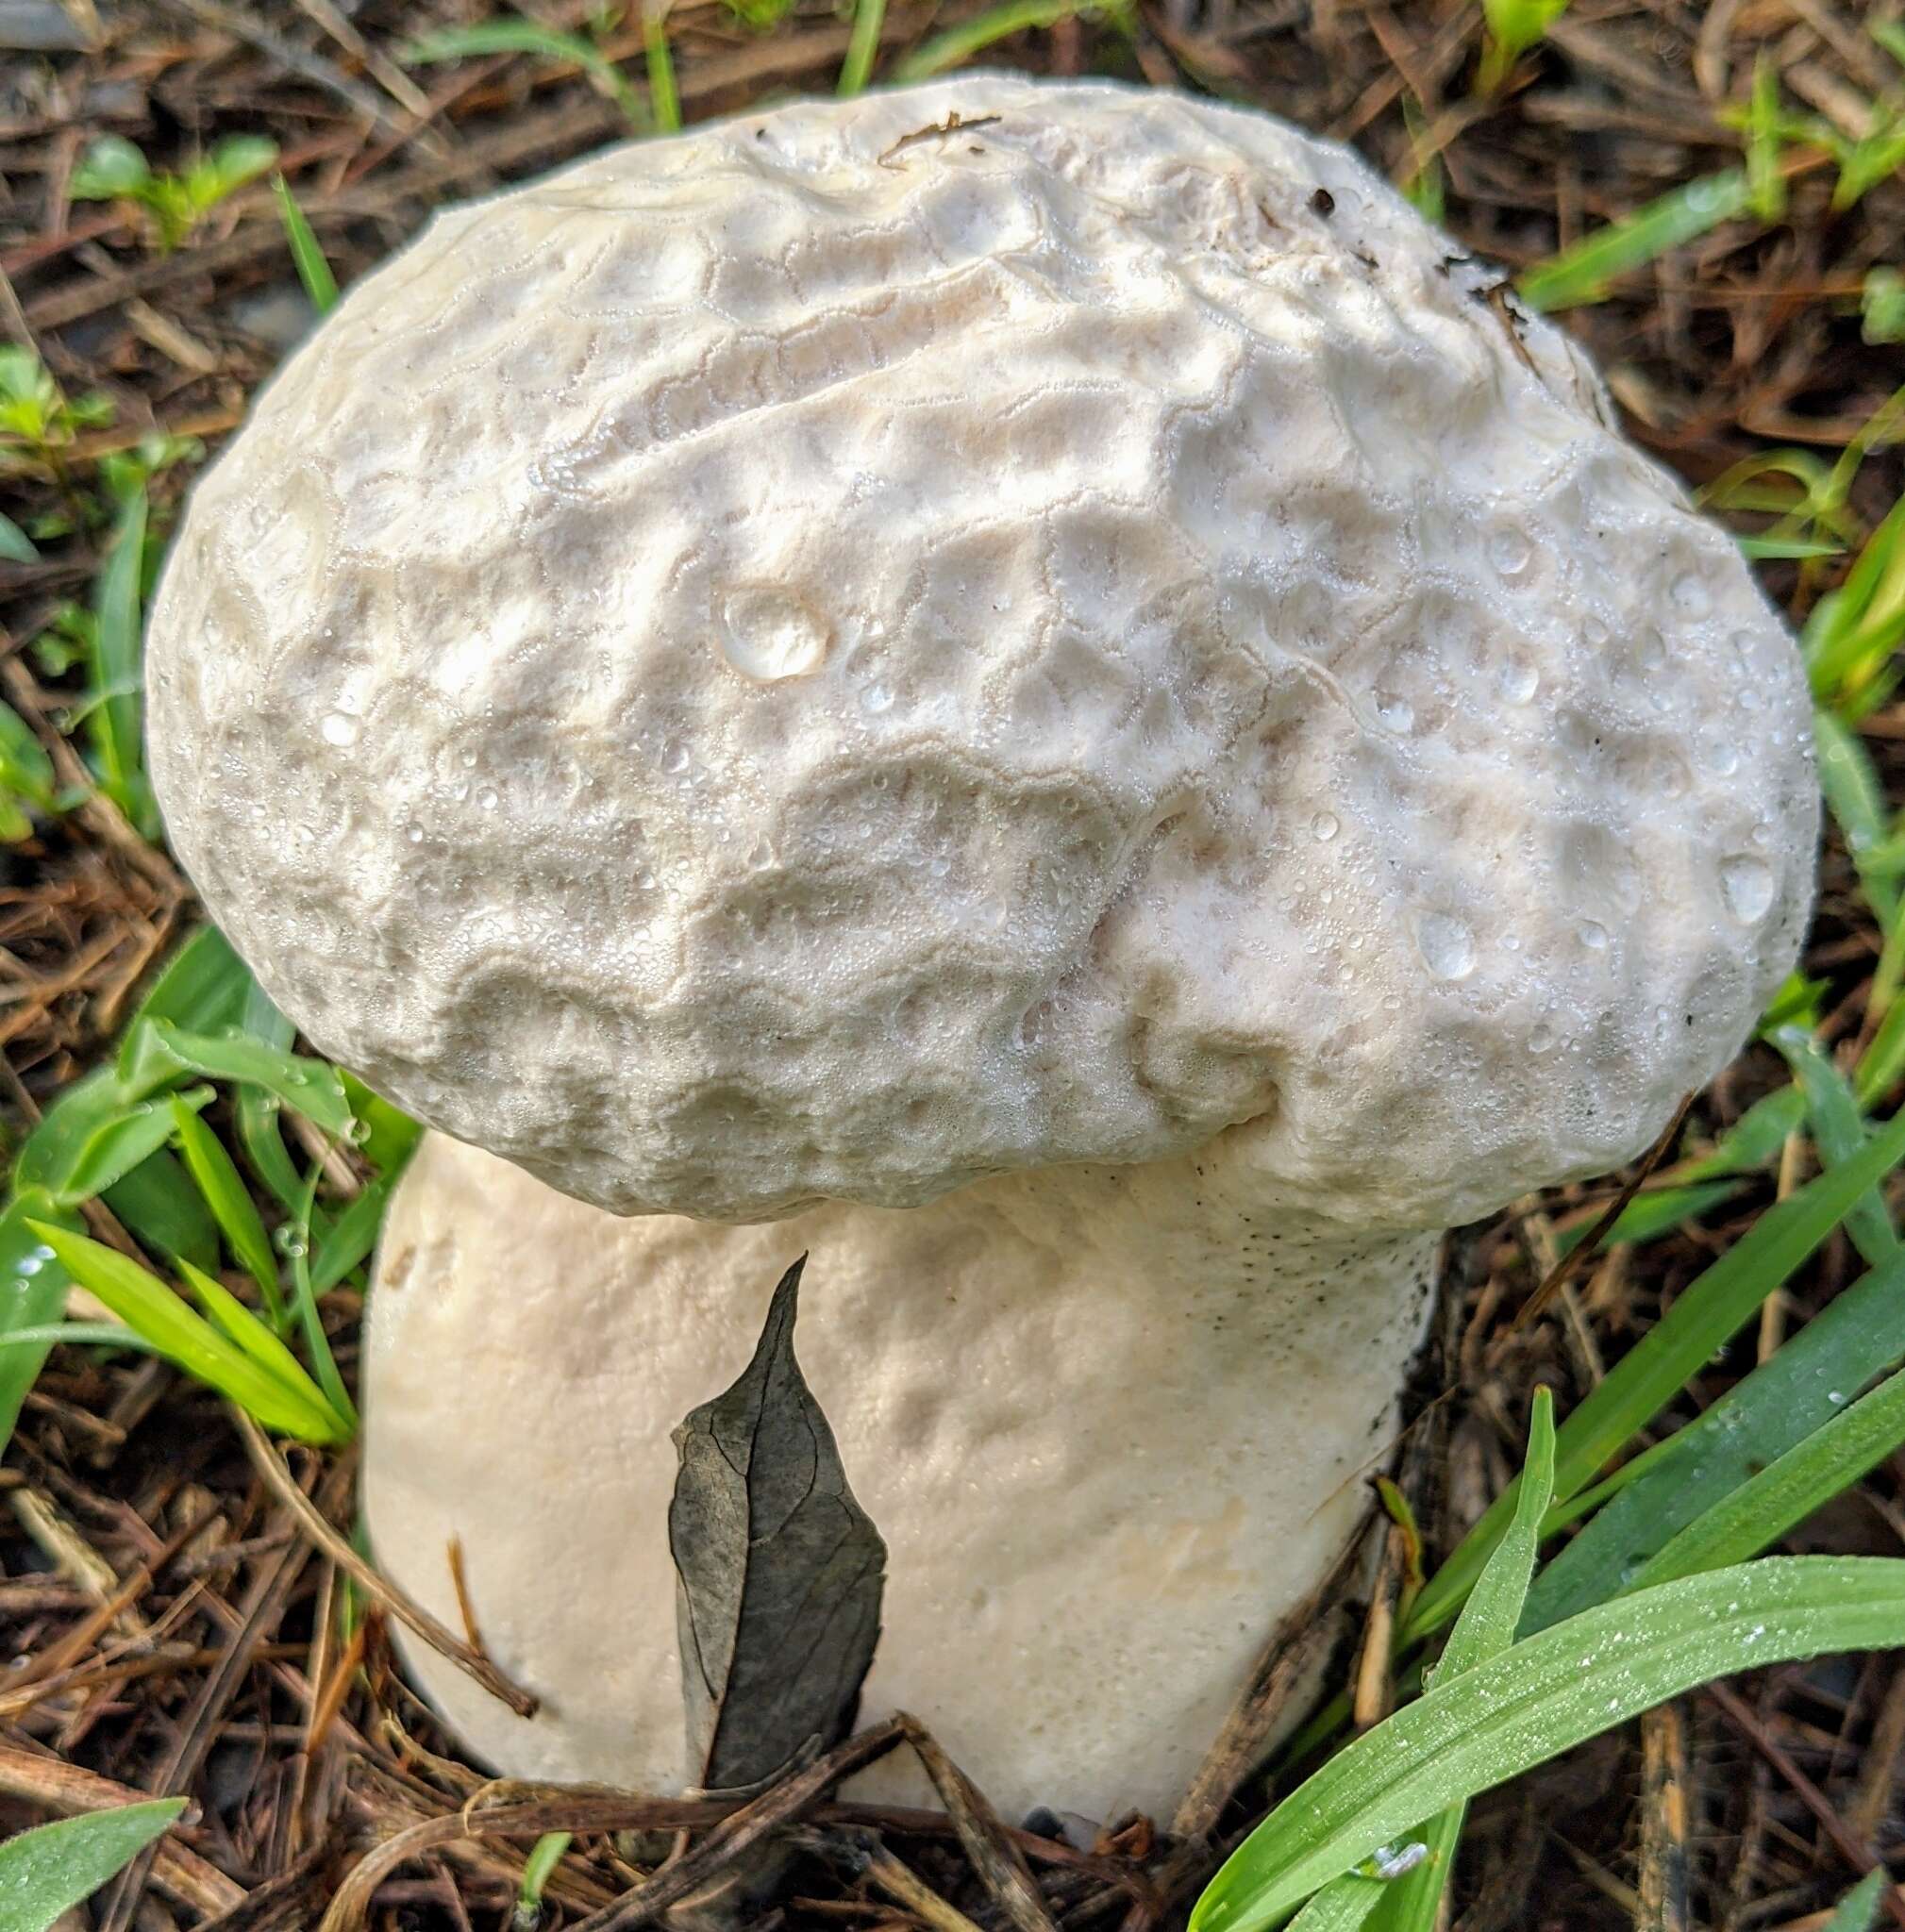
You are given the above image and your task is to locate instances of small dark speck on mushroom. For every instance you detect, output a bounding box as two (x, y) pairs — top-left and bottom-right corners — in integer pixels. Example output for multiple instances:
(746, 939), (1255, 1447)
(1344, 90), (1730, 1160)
(1310, 187), (1335, 215)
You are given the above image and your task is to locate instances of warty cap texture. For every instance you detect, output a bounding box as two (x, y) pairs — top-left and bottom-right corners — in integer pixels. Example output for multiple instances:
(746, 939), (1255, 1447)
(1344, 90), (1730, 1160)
(146, 75), (1818, 1225)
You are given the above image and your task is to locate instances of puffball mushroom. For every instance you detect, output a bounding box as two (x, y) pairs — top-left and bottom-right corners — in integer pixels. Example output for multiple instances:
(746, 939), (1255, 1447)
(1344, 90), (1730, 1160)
(144, 74), (1820, 1815)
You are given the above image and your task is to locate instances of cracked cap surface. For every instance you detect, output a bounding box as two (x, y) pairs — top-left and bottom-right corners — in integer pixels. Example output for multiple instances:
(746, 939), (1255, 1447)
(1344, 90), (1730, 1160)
(148, 74), (1817, 1225)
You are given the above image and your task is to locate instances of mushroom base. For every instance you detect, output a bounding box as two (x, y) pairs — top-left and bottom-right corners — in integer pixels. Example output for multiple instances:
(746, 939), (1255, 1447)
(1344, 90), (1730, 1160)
(362, 1133), (1440, 1824)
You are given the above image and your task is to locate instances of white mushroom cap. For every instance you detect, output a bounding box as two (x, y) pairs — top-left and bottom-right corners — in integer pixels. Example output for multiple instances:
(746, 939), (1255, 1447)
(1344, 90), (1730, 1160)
(363, 1130), (1439, 1821)
(146, 75), (1816, 1229)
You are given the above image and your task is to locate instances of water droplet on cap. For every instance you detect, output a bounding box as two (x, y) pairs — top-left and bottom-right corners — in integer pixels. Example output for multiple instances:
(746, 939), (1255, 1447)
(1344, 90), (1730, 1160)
(717, 588), (830, 682)
(1720, 855), (1774, 923)
(1488, 526), (1533, 579)
(321, 710), (359, 748)
(1415, 911), (1475, 981)
(1671, 572), (1712, 617)
(1497, 658), (1539, 704)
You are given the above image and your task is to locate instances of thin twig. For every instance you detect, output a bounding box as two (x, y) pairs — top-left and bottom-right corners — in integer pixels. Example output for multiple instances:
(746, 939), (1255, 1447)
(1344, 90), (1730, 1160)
(232, 1408), (539, 1718)
(0, 1743), (245, 1916)
(1637, 1701), (1693, 1932)
(564, 1721), (909, 1932)
(1512, 1093), (1695, 1332)
(1706, 1680), (1905, 1931)
(896, 1714), (1059, 1932)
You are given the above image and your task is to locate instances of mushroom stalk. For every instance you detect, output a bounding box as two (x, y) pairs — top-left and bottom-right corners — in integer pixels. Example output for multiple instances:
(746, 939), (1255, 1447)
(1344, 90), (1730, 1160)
(364, 1131), (1438, 1823)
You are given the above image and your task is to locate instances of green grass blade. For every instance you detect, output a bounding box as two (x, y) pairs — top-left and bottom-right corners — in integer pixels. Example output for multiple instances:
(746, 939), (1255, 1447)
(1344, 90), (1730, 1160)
(1632, 1367), (1905, 1589)
(169, 1095), (284, 1322)
(14, 1065), (116, 1190)
(41, 1084), (215, 1206)
(272, 173), (338, 313)
(1404, 1106), (1905, 1642)
(1738, 536), (1842, 561)
(403, 18), (648, 127)
(1678, 1086), (1808, 1178)
(309, 1172), (395, 1294)
(178, 1257), (350, 1439)
(1744, 55), (1788, 222)
(837, 0), (886, 94)
(240, 974), (293, 1049)
(1875, 914), (1905, 1028)
(337, 1071), (421, 1174)
(1370, 1393), (1554, 1932)
(1522, 1243), (1905, 1631)
(123, 924), (254, 1042)
(0, 1324), (178, 1355)
(0, 509), (38, 564)
(1808, 496), (1905, 701)
(126, 1018), (353, 1133)
(1194, 1558), (1905, 1932)
(1362, 1812), (1460, 1932)
(644, 10), (679, 132)
(1826, 1870), (1887, 1932)
(0, 698), (56, 809)
(1861, 999), (1905, 1104)
(1833, 121), (1905, 211)
(102, 1147), (220, 1274)
(0, 1797), (186, 1929)
(1517, 170), (1750, 312)
(29, 1223), (345, 1441)
(287, 1164), (357, 1433)
(1774, 1024), (1899, 1263)
(404, 19), (602, 64)
(0, 1189), (80, 1450)
(1557, 1087), (1802, 1255)
(1858, 827), (1905, 876)
(90, 483), (159, 840)
(238, 1088), (308, 1216)
(1286, 1876), (1386, 1931)
(1815, 708), (1900, 930)
(890, 0), (1084, 80)
(232, 982), (321, 1217)
(1438, 1390), (1555, 1679)
(517, 1833), (573, 1928)
(14, 1055), (218, 1203)
(1558, 1178), (1744, 1252)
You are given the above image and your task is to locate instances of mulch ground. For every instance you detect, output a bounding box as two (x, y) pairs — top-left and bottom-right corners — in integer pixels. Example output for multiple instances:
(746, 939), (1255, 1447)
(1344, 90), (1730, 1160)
(4, 3), (1905, 1927)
